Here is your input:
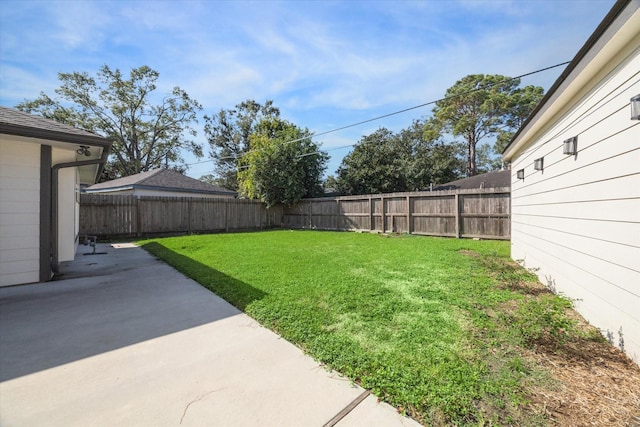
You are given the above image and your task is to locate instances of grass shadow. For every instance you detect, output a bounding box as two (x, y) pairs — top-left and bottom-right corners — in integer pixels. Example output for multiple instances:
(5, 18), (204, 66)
(140, 242), (266, 311)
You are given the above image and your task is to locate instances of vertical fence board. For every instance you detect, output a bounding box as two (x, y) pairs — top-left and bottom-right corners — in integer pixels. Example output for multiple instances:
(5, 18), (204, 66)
(81, 188), (510, 240)
(282, 188), (510, 240)
(80, 194), (281, 238)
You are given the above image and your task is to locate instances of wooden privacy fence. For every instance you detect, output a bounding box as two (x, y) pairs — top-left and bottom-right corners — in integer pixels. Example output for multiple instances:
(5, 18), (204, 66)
(80, 194), (282, 238)
(283, 187), (511, 239)
(81, 188), (510, 240)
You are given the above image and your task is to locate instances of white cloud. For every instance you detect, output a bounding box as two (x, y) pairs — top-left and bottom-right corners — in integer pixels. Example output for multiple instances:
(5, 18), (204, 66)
(48, 1), (112, 50)
(0, 65), (59, 104)
(1, 0), (616, 177)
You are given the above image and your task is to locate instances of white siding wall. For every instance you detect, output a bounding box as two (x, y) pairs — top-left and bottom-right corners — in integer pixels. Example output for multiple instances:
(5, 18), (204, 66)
(0, 139), (40, 286)
(53, 149), (79, 262)
(510, 46), (640, 362)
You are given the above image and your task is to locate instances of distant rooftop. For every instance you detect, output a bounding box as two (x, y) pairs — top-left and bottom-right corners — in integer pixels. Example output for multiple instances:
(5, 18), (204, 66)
(431, 170), (510, 191)
(86, 168), (236, 196)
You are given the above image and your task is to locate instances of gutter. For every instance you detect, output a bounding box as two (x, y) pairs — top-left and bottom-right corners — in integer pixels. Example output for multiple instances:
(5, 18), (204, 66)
(0, 123), (111, 147)
(50, 148), (110, 274)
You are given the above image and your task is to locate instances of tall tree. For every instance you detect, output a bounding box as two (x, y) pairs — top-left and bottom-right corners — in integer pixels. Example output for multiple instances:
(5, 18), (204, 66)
(204, 100), (280, 191)
(403, 119), (464, 188)
(495, 84), (545, 155)
(238, 118), (328, 207)
(336, 128), (406, 195)
(16, 65), (203, 180)
(323, 175), (341, 194)
(336, 121), (463, 196)
(431, 74), (543, 176)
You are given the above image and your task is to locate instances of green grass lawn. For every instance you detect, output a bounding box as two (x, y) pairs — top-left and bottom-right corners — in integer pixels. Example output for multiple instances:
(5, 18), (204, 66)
(140, 230), (592, 426)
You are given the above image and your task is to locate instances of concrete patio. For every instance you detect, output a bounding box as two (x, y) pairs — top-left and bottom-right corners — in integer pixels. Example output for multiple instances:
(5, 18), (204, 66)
(0, 242), (420, 426)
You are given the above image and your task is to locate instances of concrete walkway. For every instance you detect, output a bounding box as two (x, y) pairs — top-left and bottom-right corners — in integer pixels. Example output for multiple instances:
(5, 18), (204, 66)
(0, 242), (421, 426)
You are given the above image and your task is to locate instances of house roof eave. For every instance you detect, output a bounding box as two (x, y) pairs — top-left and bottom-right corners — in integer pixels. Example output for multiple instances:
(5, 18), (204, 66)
(0, 122), (112, 149)
(503, 0), (636, 161)
(85, 184), (237, 196)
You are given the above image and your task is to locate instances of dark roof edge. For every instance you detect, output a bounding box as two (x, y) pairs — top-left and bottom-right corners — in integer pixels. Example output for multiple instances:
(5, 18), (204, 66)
(502, 0), (632, 156)
(86, 184), (237, 196)
(0, 123), (111, 147)
(94, 144), (112, 181)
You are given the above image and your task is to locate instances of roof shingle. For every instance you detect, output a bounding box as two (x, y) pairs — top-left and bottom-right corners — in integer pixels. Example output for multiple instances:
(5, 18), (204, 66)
(0, 106), (110, 146)
(431, 170), (510, 191)
(86, 168), (236, 195)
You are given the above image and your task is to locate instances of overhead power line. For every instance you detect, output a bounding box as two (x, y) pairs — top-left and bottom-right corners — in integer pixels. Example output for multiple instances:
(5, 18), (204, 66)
(311, 61), (571, 140)
(190, 61), (571, 166)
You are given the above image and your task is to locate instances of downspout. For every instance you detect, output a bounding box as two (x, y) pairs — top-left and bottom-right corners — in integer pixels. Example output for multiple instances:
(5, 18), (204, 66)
(50, 149), (109, 274)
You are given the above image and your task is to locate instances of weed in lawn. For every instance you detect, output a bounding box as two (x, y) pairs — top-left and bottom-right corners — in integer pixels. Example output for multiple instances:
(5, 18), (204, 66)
(140, 231), (640, 427)
(510, 293), (577, 348)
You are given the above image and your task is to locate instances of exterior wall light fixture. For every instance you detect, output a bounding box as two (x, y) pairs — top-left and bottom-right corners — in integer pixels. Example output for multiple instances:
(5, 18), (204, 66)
(76, 145), (91, 156)
(563, 136), (578, 155)
(534, 157), (544, 171)
(517, 169), (525, 180)
(631, 95), (640, 120)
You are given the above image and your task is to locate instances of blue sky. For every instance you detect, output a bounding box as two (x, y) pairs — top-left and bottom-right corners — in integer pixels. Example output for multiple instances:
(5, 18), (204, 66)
(0, 0), (614, 179)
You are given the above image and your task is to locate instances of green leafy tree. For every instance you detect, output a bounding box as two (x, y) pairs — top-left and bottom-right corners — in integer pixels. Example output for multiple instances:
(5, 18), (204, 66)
(476, 143), (503, 173)
(336, 121), (463, 196)
(323, 175), (341, 195)
(336, 128), (406, 195)
(204, 100), (280, 191)
(198, 174), (227, 187)
(402, 119), (464, 188)
(238, 118), (328, 207)
(16, 65), (203, 180)
(431, 74), (544, 176)
(496, 84), (545, 155)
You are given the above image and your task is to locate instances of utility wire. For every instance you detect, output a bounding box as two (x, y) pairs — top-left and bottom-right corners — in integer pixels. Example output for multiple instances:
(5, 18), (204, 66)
(309, 61), (571, 140)
(189, 61), (571, 166)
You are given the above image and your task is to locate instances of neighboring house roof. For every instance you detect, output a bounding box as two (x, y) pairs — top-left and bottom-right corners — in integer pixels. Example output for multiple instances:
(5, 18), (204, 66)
(85, 168), (237, 196)
(0, 106), (110, 148)
(503, 0), (637, 159)
(431, 170), (511, 191)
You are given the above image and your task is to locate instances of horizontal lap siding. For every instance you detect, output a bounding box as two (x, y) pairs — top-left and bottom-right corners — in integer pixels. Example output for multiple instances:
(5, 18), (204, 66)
(510, 46), (640, 361)
(0, 140), (40, 286)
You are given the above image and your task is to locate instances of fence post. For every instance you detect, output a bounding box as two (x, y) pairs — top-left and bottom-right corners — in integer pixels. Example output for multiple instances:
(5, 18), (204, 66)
(136, 196), (141, 237)
(406, 195), (411, 234)
(381, 195), (386, 233)
(454, 193), (460, 238)
(187, 198), (192, 234)
(225, 200), (229, 232)
(79, 189), (510, 240)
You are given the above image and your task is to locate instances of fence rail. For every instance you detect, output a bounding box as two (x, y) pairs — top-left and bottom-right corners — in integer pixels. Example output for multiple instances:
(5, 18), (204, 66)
(80, 188), (510, 240)
(282, 187), (511, 239)
(80, 194), (282, 238)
